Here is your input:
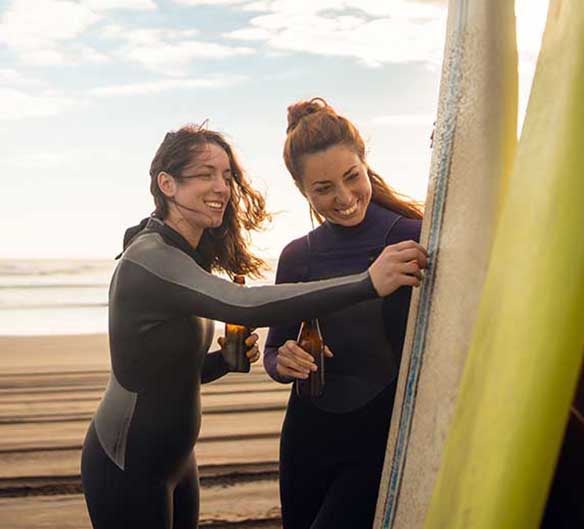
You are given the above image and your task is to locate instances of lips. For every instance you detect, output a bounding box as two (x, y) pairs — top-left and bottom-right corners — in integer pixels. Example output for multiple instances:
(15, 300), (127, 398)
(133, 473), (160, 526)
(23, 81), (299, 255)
(335, 201), (359, 217)
(204, 201), (224, 211)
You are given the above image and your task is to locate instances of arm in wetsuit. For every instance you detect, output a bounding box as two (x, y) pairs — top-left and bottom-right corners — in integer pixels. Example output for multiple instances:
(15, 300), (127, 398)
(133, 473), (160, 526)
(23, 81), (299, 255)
(117, 231), (377, 329)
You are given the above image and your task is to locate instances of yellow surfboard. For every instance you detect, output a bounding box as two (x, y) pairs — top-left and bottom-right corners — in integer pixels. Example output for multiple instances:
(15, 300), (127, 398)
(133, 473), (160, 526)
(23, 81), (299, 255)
(374, 1), (518, 527)
(424, 1), (584, 528)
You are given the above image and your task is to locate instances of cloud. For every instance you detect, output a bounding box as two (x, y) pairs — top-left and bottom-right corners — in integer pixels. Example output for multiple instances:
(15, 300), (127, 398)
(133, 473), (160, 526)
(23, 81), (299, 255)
(81, 0), (157, 10)
(242, 1), (272, 10)
(88, 75), (248, 96)
(515, 0), (549, 128)
(78, 47), (111, 64)
(219, 0), (548, 70)
(0, 0), (155, 66)
(101, 25), (255, 76)
(2, 151), (75, 169)
(0, 0), (102, 65)
(174, 0), (250, 5)
(124, 41), (254, 73)
(223, 0), (447, 67)
(0, 88), (77, 120)
(372, 113), (435, 126)
(0, 69), (48, 87)
(516, 0), (548, 66)
(101, 26), (201, 44)
(170, 0), (277, 11)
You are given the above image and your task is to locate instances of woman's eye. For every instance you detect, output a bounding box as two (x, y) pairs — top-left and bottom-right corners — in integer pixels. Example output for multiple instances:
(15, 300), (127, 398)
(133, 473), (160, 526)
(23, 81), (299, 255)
(346, 172), (358, 181)
(315, 187), (330, 194)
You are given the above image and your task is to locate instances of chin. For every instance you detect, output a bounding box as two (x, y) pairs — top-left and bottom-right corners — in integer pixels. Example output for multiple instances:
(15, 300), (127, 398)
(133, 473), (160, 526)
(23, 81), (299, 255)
(334, 210), (367, 227)
(209, 218), (225, 229)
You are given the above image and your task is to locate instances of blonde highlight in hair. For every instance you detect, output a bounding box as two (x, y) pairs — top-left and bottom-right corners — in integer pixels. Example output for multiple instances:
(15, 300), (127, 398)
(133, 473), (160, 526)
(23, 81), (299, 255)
(283, 97), (423, 222)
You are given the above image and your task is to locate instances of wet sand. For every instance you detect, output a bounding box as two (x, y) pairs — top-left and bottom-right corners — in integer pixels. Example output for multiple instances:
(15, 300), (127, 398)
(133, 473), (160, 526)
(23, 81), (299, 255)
(0, 331), (286, 528)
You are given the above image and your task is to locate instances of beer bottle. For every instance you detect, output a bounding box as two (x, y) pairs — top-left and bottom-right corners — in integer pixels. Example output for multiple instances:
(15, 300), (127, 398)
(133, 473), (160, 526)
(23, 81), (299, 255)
(223, 275), (251, 373)
(296, 318), (325, 398)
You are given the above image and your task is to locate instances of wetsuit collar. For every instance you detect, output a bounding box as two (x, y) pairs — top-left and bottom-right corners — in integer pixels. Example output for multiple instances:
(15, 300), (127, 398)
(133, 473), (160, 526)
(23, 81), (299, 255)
(323, 201), (379, 236)
(145, 217), (204, 264)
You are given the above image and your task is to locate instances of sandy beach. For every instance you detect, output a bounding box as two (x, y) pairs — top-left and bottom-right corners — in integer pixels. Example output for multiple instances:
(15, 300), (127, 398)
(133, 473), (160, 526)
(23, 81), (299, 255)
(0, 334), (111, 373)
(0, 330), (286, 528)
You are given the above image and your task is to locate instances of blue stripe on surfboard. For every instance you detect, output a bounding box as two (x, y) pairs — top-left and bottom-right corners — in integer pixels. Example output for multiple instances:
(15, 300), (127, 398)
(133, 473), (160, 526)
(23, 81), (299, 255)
(381, 1), (468, 527)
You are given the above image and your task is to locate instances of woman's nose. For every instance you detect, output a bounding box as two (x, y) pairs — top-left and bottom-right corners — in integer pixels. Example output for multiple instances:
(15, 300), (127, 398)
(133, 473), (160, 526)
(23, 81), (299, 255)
(212, 175), (229, 194)
(335, 186), (352, 206)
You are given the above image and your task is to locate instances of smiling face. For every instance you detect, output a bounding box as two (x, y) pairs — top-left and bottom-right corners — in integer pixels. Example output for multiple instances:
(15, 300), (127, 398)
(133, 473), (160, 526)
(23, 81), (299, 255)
(159, 141), (233, 240)
(299, 144), (372, 227)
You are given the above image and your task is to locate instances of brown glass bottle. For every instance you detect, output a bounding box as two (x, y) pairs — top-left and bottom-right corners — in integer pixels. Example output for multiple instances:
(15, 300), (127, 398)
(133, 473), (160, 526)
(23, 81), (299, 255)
(296, 318), (325, 398)
(223, 275), (251, 373)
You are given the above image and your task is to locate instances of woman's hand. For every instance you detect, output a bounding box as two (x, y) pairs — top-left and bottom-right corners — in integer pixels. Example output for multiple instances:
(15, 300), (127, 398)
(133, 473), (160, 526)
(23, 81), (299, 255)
(217, 333), (261, 364)
(368, 240), (428, 297)
(276, 339), (333, 379)
(244, 333), (260, 364)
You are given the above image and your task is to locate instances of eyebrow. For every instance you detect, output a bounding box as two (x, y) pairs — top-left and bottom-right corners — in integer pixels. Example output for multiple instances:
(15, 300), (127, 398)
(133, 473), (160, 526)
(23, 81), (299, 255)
(311, 164), (358, 186)
(188, 164), (232, 173)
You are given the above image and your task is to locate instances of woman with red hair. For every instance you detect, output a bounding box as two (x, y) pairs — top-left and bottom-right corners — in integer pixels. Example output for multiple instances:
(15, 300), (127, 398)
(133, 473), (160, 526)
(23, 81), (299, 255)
(264, 98), (424, 528)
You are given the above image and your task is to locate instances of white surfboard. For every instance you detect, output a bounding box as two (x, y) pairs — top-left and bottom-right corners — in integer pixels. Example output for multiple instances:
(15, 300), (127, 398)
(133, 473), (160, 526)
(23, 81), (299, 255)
(374, 1), (518, 527)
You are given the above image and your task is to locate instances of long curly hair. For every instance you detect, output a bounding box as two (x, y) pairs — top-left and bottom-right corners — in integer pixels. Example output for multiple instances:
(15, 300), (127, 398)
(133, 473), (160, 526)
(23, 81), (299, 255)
(149, 124), (270, 277)
(284, 97), (423, 224)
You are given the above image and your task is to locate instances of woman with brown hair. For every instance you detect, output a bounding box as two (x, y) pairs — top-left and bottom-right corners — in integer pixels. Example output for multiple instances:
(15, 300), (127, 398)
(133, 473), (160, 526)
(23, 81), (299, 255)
(80, 124), (427, 529)
(263, 98), (424, 528)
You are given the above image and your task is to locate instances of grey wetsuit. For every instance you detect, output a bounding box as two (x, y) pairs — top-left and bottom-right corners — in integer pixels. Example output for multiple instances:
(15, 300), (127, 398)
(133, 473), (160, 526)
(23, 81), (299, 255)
(80, 217), (378, 529)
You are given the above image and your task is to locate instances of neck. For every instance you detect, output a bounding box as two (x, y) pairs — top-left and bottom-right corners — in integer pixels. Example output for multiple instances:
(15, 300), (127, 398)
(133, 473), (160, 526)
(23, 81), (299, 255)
(164, 210), (204, 249)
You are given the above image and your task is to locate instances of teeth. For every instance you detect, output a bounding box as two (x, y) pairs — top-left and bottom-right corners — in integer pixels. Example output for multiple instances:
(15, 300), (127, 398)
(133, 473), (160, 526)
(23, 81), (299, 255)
(337, 203), (358, 216)
(205, 201), (223, 210)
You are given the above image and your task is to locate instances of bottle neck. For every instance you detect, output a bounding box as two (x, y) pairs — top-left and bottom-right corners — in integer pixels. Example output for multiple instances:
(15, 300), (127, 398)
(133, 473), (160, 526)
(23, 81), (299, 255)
(302, 318), (321, 336)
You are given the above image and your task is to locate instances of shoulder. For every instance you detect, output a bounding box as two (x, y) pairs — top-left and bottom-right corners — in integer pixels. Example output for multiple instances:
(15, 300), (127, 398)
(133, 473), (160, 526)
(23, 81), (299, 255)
(119, 231), (206, 287)
(369, 202), (422, 243)
(389, 216), (423, 244)
(275, 235), (310, 283)
(369, 202), (403, 232)
(279, 234), (309, 261)
(122, 230), (168, 263)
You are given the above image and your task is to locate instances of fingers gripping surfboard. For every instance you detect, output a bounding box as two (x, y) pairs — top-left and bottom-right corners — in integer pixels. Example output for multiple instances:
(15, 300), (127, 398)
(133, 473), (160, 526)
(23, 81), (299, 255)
(424, 1), (584, 528)
(374, 1), (518, 528)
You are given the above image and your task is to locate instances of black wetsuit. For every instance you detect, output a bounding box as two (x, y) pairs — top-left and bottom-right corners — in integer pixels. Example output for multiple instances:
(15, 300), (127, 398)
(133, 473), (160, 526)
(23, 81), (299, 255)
(80, 217), (380, 529)
(264, 203), (421, 529)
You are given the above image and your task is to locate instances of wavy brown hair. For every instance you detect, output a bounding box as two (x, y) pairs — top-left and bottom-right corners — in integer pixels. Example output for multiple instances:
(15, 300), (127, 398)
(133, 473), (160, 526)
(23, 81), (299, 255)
(150, 124), (270, 277)
(284, 97), (423, 224)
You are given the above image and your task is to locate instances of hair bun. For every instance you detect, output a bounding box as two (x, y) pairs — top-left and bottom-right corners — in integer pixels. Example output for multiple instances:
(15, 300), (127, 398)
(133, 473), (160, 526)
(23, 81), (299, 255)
(286, 97), (332, 133)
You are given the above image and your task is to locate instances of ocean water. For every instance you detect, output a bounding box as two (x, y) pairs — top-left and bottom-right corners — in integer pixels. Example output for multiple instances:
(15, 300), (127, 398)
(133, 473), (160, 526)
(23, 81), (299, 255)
(0, 259), (277, 336)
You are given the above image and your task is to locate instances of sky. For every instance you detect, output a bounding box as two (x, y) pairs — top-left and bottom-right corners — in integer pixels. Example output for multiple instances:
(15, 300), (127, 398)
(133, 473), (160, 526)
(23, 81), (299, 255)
(0, 0), (549, 259)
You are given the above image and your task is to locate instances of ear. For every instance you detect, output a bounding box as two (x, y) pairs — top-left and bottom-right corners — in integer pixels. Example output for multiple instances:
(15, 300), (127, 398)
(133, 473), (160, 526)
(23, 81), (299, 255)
(157, 171), (177, 198)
